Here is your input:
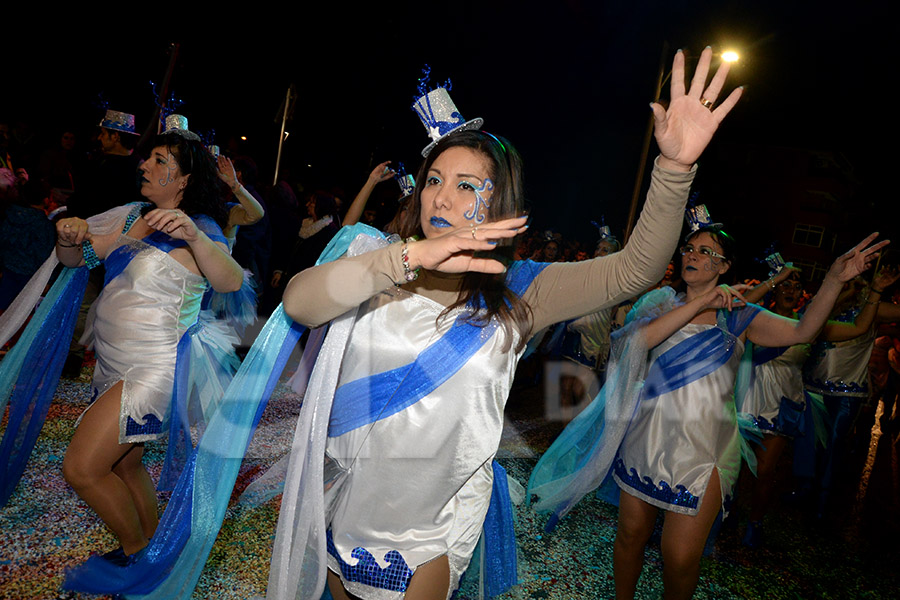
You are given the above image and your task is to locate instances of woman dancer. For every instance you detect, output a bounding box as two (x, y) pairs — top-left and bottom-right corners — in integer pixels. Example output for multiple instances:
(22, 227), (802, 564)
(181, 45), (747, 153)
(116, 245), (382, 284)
(531, 225), (885, 600)
(738, 266), (899, 547)
(272, 46), (742, 600)
(54, 129), (242, 561)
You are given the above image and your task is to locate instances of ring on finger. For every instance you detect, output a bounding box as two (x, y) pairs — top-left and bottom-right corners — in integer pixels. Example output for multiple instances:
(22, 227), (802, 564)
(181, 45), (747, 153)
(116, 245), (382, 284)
(63, 224), (71, 228)
(471, 226), (478, 240)
(700, 97), (714, 110)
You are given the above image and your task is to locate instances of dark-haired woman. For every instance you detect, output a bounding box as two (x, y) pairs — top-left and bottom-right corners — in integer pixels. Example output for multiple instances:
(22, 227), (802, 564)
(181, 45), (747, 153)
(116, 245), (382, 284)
(269, 47), (742, 600)
(531, 224), (884, 600)
(54, 130), (242, 561)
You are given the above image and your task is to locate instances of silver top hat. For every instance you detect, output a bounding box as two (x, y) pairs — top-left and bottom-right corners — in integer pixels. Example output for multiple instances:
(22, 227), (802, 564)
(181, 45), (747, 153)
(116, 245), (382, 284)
(99, 110), (138, 135)
(162, 114), (201, 141)
(412, 87), (483, 157)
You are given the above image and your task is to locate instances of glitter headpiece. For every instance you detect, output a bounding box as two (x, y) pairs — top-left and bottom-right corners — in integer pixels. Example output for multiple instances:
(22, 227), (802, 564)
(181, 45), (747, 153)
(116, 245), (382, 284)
(684, 204), (723, 240)
(161, 114), (201, 142)
(591, 218), (615, 241)
(764, 252), (793, 278)
(393, 163), (415, 199)
(412, 66), (482, 157)
(99, 110), (138, 135)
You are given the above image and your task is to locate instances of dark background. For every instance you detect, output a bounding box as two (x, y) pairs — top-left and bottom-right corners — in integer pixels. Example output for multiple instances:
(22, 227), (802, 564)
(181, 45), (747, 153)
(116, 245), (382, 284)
(4, 1), (891, 271)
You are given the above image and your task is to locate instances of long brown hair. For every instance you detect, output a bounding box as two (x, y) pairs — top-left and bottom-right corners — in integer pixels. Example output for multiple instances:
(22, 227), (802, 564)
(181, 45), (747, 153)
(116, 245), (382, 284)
(396, 130), (533, 352)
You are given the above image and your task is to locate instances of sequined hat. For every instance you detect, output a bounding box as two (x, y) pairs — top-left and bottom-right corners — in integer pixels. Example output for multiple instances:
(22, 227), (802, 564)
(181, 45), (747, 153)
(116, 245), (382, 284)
(161, 114), (201, 142)
(592, 219), (615, 241)
(99, 110), (138, 135)
(684, 204), (724, 240)
(764, 252), (793, 277)
(393, 163), (415, 199)
(412, 87), (483, 157)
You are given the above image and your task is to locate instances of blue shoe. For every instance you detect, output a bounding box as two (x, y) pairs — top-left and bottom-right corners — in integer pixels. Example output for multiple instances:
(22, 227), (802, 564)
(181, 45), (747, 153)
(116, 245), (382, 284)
(742, 521), (763, 549)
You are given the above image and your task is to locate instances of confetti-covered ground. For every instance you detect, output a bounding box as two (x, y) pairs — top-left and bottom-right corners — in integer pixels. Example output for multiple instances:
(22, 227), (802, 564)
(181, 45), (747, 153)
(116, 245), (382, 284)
(2, 359), (899, 599)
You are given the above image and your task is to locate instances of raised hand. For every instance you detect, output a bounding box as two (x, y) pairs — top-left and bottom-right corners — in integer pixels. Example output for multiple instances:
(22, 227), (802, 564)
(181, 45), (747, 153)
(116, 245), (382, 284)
(872, 265), (900, 292)
(652, 46), (743, 170)
(827, 233), (890, 283)
(144, 208), (200, 243)
(217, 155), (239, 189)
(369, 161), (395, 184)
(406, 216), (528, 275)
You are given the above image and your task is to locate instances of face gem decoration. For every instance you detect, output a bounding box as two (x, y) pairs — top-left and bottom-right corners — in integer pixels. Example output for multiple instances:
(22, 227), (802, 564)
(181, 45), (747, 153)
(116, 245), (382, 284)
(463, 178), (494, 225)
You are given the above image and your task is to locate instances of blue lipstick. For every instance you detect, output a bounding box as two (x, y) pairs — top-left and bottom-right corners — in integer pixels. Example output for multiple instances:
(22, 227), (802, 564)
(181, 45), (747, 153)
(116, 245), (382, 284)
(430, 217), (452, 228)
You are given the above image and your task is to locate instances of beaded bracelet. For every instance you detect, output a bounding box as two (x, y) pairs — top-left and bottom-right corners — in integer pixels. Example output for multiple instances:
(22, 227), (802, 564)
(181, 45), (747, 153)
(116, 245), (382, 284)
(400, 239), (419, 283)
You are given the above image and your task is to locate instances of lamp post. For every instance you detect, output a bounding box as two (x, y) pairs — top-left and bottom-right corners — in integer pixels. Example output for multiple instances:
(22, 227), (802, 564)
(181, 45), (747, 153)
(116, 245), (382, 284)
(623, 46), (739, 241)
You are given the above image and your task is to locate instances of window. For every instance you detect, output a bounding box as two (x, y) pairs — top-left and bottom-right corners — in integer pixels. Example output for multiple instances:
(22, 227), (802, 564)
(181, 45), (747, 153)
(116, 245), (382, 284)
(793, 224), (825, 248)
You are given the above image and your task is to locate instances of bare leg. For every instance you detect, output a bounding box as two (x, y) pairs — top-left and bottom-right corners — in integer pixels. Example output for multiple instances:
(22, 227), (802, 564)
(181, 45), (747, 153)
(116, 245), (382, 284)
(62, 381), (150, 555)
(327, 571), (361, 600)
(405, 555), (450, 600)
(748, 435), (787, 522)
(659, 468), (723, 600)
(112, 444), (159, 539)
(614, 490), (659, 600)
(326, 556), (450, 600)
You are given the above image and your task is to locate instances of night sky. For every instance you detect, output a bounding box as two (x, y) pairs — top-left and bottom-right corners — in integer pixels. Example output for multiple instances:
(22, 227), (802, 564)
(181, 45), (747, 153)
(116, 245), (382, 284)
(5, 2), (892, 263)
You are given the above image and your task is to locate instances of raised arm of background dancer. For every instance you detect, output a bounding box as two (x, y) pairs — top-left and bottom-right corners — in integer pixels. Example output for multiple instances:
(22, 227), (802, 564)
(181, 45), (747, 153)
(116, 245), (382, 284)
(218, 155), (265, 228)
(742, 266), (801, 305)
(343, 161), (394, 227)
(748, 234), (888, 348)
(822, 267), (900, 341)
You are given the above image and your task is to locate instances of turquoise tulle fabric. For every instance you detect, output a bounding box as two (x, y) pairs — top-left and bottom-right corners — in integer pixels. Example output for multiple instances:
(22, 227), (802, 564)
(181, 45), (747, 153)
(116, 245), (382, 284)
(528, 288), (762, 526)
(0, 266), (89, 505)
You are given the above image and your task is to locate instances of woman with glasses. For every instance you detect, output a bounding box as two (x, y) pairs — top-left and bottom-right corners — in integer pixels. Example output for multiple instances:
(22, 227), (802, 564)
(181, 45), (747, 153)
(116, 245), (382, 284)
(531, 225), (885, 600)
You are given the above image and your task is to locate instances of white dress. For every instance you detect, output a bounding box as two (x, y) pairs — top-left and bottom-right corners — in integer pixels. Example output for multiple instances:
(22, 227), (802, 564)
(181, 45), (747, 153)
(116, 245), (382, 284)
(85, 215), (214, 443)
(326, 286), (521, 599)
(613, 322), (745, 516)
(742, 343), (810, 437)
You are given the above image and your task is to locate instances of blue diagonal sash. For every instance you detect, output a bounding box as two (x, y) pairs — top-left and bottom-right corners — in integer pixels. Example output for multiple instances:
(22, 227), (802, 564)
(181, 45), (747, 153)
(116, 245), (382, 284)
(328, 260), (548, 437)
(641, 304), (761, 403)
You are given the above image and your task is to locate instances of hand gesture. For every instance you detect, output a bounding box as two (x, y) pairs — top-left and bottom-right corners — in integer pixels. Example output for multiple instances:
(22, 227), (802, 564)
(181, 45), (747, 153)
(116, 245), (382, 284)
(872, 265), (900, 292)
(144, 208), (200, 243)
(771, 265), (802, 285)
(701, 284), (749, 311)
(217, 155), (239, 190)
(653, 46), (743, 170)
(369, 161), (395, 184)
(407, 216), (528, 275)
(827, 233), (889, 283)
(56, 217), (91, 245)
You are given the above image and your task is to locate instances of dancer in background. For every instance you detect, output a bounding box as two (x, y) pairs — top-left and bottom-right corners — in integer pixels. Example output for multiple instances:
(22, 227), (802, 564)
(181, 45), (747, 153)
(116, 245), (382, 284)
(529, 222), (885, 600)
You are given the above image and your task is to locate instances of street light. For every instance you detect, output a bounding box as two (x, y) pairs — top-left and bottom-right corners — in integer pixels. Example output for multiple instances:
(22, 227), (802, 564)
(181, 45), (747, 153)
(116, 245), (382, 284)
(624, 45), (741, 241)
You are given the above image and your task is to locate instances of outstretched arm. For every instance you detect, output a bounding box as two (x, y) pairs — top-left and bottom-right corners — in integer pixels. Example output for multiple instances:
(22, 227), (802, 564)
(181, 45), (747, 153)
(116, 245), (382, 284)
(743, 266), (801, 305)
(822, 267), (900, 341)
(749, 234), (888, 347)
(343, 161), (394, 227)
